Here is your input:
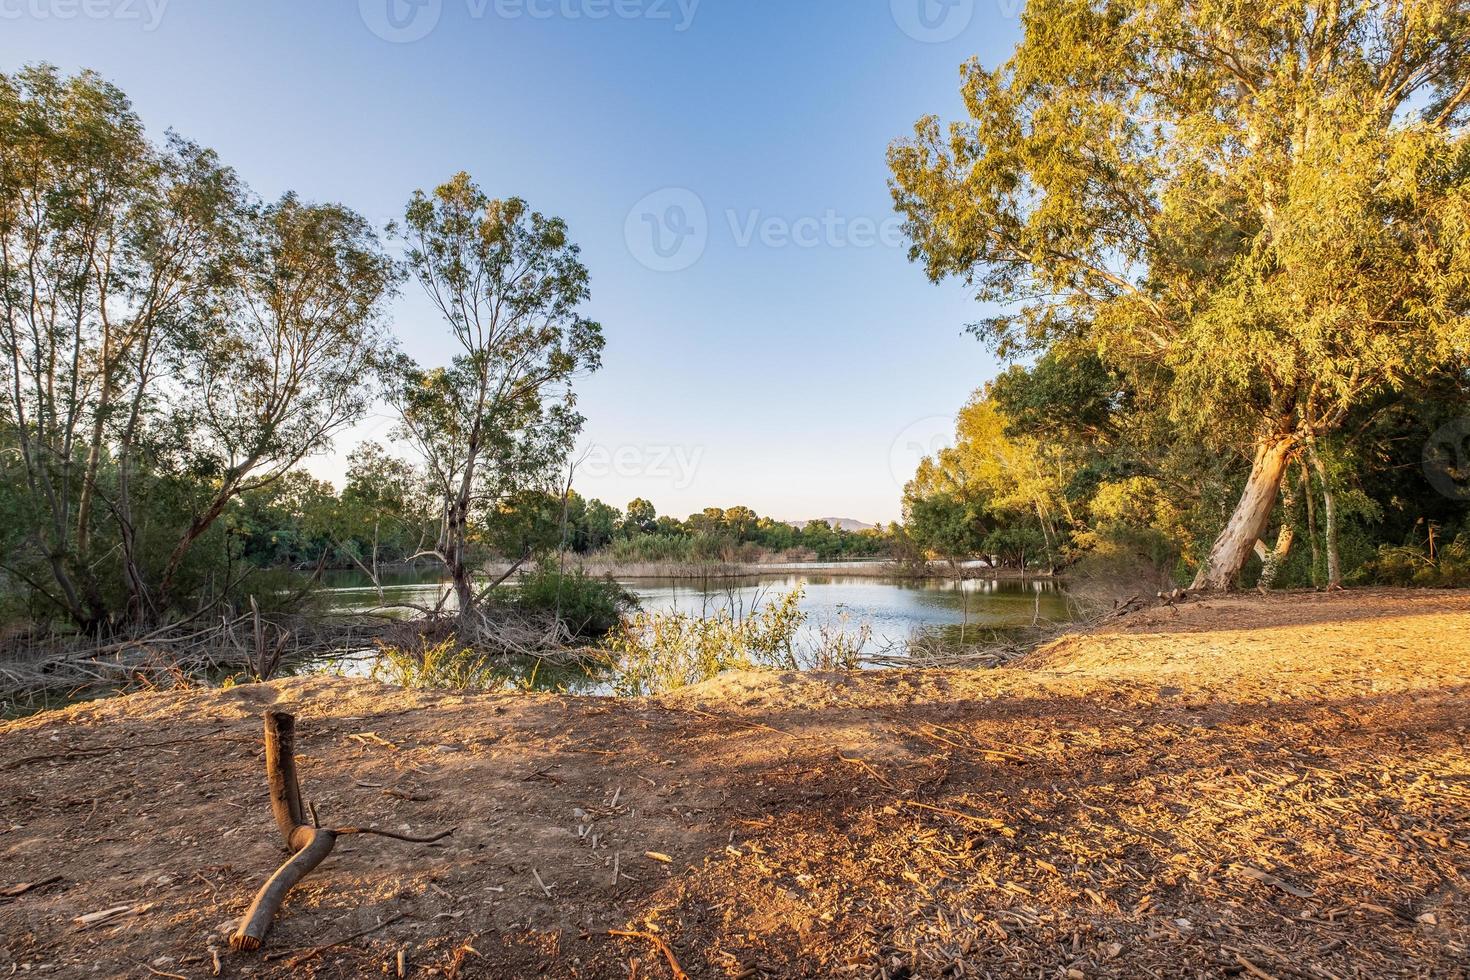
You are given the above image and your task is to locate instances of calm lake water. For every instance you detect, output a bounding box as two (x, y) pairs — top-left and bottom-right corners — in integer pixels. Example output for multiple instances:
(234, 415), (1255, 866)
(319, 566), (1074, 652)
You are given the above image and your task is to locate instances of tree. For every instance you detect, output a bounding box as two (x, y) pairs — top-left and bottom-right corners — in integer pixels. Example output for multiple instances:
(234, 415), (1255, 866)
(722, 506), (758, 540)
(582, 499), (622, 552)
(392, 175), (604, 622)
(891, 0), (1470, 589)
(155, 195), (398, 611)
(1, 66), (391, 626)
(334, 442), (430, 592)
(905, 491), (988, 564)
(0, 65), (240, 627)
(622, 497), (657, 536)
(906, 395), (1070, 567)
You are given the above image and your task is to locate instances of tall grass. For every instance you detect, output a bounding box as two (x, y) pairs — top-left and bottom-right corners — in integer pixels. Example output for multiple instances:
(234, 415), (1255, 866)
(1351, 533), (1470, 587)
(371, 636), (506, 691)
(599, 587), (870, 696)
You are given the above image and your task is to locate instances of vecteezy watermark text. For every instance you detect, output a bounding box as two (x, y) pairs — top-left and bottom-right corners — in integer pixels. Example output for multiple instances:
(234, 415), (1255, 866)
(360, 0), (699, 43)
(0, 0), (168, 30)
(579, 443), (704, 490)
(625, 187), (906, 272)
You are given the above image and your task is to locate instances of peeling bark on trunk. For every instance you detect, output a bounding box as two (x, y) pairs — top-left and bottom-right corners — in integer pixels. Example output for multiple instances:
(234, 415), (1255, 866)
(1192, 436), (1296, 591)
(1306, 439), (1342, 589)
(1254, 525), (1296, 591)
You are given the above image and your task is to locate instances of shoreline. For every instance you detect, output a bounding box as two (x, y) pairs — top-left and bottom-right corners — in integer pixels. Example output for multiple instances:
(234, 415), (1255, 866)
(495, 557), (1064, 582)
(2, 589), (1464, 977)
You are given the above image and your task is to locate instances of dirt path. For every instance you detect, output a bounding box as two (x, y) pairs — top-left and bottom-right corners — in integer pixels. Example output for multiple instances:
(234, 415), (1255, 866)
(2, 589), (1467, 978)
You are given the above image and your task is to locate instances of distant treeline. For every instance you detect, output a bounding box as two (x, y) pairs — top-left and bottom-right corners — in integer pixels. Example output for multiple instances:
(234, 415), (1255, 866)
(221, 469), (895, 575)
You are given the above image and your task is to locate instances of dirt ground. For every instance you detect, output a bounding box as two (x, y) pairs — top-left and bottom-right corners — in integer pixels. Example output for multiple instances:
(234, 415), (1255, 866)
(2, 588), (1468, 979)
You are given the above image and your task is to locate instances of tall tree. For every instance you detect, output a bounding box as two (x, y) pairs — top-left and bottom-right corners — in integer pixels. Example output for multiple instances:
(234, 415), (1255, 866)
(0, 65), (242, 627)
(890, 0), (1470, 589)
(155, 195), (398, 611)
(392, 175), (604, 622)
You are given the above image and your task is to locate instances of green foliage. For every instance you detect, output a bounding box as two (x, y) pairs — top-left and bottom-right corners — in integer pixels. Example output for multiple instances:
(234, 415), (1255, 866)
(890, 1), (1470, 586)
(389, 174), (606, 615)
(1350, 534), (1470, 588)
(500, 568), (637, 639)
(904, 395), (1065, 569)
(0, 64), (397, 627)
(600, 588), (808, 696)
(906, 493), (988, 563)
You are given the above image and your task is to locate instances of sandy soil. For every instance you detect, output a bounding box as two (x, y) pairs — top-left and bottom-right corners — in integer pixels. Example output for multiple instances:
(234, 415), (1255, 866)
(1, 589), (1467, 979)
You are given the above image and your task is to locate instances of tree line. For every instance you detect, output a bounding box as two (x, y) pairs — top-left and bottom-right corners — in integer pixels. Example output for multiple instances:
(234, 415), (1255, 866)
(211, 475), (894, 582)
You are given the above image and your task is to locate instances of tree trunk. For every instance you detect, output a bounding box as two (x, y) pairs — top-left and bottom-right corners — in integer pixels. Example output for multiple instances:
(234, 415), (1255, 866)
(157, 491), (235, 614)
(445, 500), (476, 625)
(1302, 464), (1321, 588)
(1306, 438), (1342, 589)
(1254, 525), (1295, 591)
(1192, 435), (1296, 591)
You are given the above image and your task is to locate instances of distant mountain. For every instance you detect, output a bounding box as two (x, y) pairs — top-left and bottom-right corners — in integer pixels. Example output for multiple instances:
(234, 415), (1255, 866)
(785, 517), (878, 533)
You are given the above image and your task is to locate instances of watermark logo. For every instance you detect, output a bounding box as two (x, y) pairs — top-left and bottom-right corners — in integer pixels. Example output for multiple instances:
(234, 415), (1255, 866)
(579, 443), (704, 490)
(888, 415), (954, 489)
(360, 0), (698, 42)
(1424, 418), (1470, 501)
(625, 188), (708, 273)
(727, 209), (905, 250)
(625, 190), (906, 271)
(0, 0), (169, 30)
(360, 0), (442, 42)
(891, 0), (974, 43)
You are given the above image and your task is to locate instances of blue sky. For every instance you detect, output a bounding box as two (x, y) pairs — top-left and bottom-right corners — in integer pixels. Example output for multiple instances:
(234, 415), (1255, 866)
(0, 0), (1024, 524)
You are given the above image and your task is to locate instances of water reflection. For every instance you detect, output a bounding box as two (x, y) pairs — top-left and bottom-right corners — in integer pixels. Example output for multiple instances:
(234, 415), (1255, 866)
(317, 567), (1072, 686)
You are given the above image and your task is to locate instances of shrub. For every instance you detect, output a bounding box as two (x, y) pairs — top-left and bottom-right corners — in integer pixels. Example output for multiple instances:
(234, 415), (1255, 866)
(502, 567), (637, 639)
(601, 587), (807, 696)
(1350, 534), (1470, 588)
(372, 637), (503, 691)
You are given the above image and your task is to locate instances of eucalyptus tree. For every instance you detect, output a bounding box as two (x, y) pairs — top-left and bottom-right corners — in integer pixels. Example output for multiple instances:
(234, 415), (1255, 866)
(890, 0), (1470, 589)
(0, 65), (244, 626)
(154, 195), (399, 610)
(392, 174), (605, 621)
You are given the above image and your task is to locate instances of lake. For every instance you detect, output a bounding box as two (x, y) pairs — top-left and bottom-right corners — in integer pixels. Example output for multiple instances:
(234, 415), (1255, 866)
(319, 566), (1074, 653)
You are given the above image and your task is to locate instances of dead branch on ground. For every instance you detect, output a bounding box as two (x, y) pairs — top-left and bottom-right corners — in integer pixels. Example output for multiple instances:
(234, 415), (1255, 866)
(229, 710), (454, 952)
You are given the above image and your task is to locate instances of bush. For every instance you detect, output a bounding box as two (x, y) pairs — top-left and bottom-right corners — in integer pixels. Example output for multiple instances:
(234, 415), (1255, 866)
(502, 568), (637, 639)
(372, 636), (503, 691)
(1350, 534), (1470, 588)
(601, 588), (807, 696)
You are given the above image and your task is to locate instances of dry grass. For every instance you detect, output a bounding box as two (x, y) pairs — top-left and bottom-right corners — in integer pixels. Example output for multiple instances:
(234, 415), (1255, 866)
(0, 588), (1466, 978)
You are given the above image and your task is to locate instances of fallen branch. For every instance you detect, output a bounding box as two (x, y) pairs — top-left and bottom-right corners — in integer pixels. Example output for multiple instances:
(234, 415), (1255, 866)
(266, 913), (407, 967)
(0, 875), (63, 899)
(606, 930), (689, 980)
(230, 710), (454, 952)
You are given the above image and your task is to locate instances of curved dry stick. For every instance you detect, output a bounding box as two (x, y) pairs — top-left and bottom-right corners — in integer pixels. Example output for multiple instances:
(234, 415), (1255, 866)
(232, 828), (338, 951)
(230, 710), (453, 953)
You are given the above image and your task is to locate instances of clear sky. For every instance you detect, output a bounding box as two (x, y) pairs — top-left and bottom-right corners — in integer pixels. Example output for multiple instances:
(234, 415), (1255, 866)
(0, 0), (1024, 525)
